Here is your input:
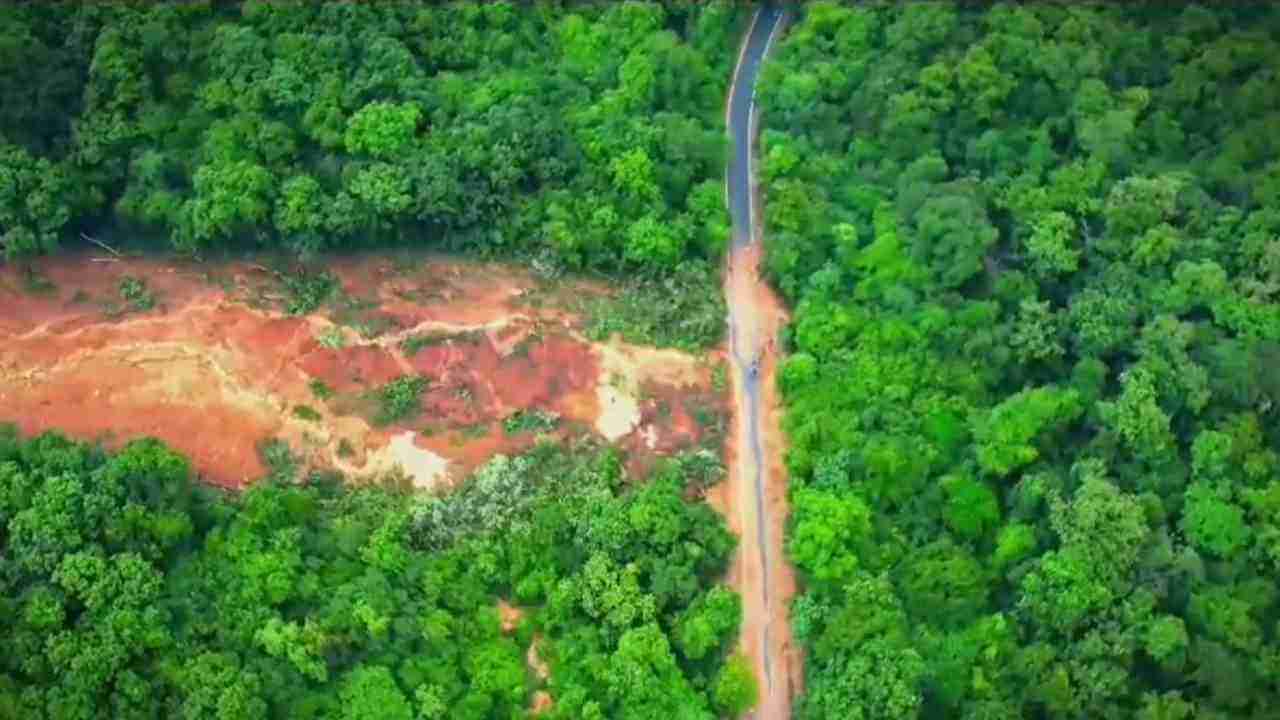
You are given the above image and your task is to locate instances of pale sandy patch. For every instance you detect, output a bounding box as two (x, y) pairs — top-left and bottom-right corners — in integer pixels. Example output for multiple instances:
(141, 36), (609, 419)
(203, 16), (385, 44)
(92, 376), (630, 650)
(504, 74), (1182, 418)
(589, 338), (706, 441)
(353, 431), (449, 488)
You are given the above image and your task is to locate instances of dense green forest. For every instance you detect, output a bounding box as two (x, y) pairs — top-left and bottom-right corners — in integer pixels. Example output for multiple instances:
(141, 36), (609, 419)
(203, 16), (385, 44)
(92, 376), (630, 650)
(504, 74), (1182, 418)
(0, 1), (740, 273)
(760, 2), (1280, 718)
(0, 426), (750, 719)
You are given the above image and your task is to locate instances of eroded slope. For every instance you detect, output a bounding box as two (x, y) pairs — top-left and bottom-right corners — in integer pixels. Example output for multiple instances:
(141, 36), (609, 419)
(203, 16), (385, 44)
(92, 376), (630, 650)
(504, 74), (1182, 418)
(0, 254), (725, 488)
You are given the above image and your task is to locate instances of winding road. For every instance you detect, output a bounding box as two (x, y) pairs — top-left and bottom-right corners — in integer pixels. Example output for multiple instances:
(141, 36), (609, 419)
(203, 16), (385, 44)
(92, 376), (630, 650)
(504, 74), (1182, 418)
(723, 6), (798, 719)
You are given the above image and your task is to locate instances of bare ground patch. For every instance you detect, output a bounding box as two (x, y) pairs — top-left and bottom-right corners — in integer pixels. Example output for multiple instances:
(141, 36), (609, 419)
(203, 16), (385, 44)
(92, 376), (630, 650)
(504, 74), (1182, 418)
(0, 253), (724, 488)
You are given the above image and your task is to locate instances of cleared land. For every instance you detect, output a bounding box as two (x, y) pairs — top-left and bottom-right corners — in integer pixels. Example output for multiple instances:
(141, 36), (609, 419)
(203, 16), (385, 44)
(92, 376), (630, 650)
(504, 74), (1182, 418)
(0, 253), (726, 489)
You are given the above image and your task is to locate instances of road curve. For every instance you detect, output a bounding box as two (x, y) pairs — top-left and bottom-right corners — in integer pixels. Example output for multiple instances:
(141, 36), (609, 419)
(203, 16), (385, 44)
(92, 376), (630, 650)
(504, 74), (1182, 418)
(724, 5), (795, 719)
(728, 5), (784, 251)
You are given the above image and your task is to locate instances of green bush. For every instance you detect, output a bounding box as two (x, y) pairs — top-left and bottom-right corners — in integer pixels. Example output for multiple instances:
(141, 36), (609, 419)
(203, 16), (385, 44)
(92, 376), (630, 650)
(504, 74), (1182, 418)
(502, 409), (560, 435)
(373, 375), (428, 426)
(118, 276), (155, 311)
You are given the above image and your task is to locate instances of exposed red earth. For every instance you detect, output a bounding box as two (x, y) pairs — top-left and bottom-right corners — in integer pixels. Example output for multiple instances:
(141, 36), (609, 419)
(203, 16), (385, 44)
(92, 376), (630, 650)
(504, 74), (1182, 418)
(708, 240), (801, 718)
(0, 253), (725, 490)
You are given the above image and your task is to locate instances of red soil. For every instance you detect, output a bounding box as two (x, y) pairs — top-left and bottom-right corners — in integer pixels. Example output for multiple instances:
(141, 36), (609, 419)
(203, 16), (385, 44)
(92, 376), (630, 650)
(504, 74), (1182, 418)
(0, 253), (721, 489)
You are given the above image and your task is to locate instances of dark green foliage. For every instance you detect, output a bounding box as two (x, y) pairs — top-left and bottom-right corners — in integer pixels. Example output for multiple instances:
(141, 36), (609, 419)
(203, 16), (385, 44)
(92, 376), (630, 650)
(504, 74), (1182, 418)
(762, 3), (1280, 718)
(118, 276), (155, 312)
(0, 1), (742, 283)
(280, 269), (337, 316)
(292, 405), (322, 422)
(257, 437), (298, 483)
(19, 267), (57, 295)
(372, 375), (428, 426)
(308, 379), (334, 400)
(502, 409), (560, 436)
(0, 428), (738, 719)
(400, 332), (449, 357)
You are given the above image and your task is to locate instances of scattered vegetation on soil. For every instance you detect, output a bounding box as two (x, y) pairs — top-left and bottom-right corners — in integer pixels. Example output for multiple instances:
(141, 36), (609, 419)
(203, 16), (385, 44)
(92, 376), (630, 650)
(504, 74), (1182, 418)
(509, 330), (542, 359)
(674, 448), (726, 492)
(280, 269), (336, 316)
(308, 379), (334, 401)
(292, 405), (322, 422)
(372, 375), (429, 426)
(19, 267), (56, 295)
(458, 423), (490, 441)
(330, 291), (400, 339)
(315, 326), (346, 349)
(710, 361), (728, 393)
(503, 409), (561, 436)
(400, 332), (449, 356)
(118, 276), (155, 312)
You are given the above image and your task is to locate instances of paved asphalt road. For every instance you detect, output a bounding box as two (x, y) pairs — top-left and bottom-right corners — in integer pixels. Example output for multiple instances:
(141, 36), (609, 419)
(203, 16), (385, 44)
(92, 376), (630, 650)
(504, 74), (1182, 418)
(725, 4), (787, 715)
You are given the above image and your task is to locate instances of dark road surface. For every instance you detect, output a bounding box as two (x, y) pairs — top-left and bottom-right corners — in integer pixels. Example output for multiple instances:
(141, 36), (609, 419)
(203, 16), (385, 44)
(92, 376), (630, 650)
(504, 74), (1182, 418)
(724, 5), (789, 718)
(729, 5), (784, 249)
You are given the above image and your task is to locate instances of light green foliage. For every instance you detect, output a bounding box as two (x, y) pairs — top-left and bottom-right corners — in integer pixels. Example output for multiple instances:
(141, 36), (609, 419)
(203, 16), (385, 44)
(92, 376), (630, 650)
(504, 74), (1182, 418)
(625, 214), (685, 268)
(411, 453), (536, 550)
(1104, 174), (1183, 239)
(1098, 368), (1178, 463)
(957, 44), (1014, 121)
(713, 654), (758, 718)
(1010, 298), (1064, 363)
(1069, 288), (1138, 357)
(502, 409), (560, 435)
(1182, 482), (1251, 559)
(1024, 211), (1080, 276)
(180, 160), (274, 250)
(274, 175), (326, 241)
(992, 522), (1037, 569)
(759, 5), (1280, 714)
(676, 585), (740, 661)
(973, 386), (1082, 477)
(340, 666), (413, 720)
(348, 162), (412, 216)
(798, 573), (925, 720)
(315, 326), (346, 349)
(941, 474), (1000, 540)
(1145, 615), (1189, 668)
(344, 102), (420, 159)
(788, 488), (871, 585)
